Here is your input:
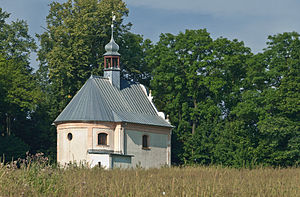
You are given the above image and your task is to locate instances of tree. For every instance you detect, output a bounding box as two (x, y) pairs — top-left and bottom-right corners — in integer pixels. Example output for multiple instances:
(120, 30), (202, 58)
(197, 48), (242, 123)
(219, 32), (300, 167)
(0, 8), (37, 137)
(118, 33), (152, 86)
(0, 134), (29, 162)
(149, 29), (299, 167)
(147, 29), (252, 164)
(0, 8), (39, 160)
(0, 8), (36, 62)
(253, 32), (300, 166)
(0, 55), (39, 136)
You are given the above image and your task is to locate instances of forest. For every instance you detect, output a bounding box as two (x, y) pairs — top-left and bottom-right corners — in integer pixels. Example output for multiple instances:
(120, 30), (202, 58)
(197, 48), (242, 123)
(0, 0), (299, 167)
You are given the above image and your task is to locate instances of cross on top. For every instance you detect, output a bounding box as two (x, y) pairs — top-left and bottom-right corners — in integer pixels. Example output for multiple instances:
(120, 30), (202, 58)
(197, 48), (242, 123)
(111, 12), (116, 37)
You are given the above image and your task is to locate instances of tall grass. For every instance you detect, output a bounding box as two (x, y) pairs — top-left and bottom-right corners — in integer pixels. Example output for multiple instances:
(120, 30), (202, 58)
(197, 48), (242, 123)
(1, 162), (299, 197)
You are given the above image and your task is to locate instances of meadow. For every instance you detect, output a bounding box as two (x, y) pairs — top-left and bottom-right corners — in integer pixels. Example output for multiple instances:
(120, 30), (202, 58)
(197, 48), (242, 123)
(0, 161), (299, 197)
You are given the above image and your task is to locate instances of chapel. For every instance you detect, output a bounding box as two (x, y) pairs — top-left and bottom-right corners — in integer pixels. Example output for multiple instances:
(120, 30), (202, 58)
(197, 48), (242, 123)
(53, 19), (172, 168)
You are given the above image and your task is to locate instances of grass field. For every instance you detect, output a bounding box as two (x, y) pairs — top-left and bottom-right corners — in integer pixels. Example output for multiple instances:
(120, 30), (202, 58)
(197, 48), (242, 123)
(1, 163), (299, 197)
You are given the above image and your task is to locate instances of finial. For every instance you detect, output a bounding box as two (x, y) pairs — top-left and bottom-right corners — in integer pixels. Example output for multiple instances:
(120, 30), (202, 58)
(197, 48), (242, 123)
(104, 11), (120, 56)
(111, 12), (116, 40)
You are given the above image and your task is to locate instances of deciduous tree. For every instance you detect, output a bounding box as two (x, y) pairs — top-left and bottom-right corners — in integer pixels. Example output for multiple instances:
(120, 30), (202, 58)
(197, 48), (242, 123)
(148, 29), (252, 164)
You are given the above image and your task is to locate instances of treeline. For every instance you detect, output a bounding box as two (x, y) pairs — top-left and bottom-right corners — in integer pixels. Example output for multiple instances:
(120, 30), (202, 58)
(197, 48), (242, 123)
(0, 0), (299, 167)
(149, 30), (300, 167)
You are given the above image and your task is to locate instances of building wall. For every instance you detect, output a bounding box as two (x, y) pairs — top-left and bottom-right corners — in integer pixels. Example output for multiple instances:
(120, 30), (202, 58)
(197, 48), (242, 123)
(124, 123), (171, 168)
(88, 154), (111, 168)
(56, 122), (171, 168)
(57, 127), (88, 165)
(113, 124), (124, 154)
(57, 122), (117, 166)
(111, 155), (132, 168)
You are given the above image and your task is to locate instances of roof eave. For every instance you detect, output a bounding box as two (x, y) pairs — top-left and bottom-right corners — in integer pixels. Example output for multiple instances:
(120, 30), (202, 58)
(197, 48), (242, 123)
(53, 119), (173, 128)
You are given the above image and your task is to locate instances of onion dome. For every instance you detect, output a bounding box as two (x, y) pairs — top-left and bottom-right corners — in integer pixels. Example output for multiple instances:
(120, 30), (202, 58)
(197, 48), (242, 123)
(104, 35), (120, 56)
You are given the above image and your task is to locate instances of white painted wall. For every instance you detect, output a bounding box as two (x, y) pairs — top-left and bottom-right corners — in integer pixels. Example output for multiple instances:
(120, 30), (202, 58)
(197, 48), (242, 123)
(58, 128), (88, 166)
(125, 130), (168, 168)
(57, 123), (170, 169)
(88, 154), (111, 168)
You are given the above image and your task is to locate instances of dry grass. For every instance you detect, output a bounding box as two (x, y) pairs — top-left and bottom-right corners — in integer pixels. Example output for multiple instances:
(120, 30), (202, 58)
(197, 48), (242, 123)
(0, 164), (299, 196)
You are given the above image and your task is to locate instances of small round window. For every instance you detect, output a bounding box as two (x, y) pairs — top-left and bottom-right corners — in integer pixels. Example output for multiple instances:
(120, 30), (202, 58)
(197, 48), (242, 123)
(67, 133), (73, 141)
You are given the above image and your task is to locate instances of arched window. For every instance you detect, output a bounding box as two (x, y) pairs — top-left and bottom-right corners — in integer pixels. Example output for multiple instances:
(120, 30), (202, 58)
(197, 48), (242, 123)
(142, 135), (149, 149)
(98, 133), (108, 145)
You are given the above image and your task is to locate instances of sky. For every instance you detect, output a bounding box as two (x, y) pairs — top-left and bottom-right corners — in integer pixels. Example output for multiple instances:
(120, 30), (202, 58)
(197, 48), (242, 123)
(1, 0), (300, 69)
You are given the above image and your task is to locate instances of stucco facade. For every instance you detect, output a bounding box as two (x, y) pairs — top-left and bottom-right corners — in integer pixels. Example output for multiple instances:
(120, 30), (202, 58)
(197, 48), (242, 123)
(124, 123), (171, 168)
(56, 122), (171, 168)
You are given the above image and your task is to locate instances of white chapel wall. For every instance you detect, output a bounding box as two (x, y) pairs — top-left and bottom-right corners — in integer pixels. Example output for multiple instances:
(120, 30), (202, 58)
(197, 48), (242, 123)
(88, 154), (110, 168)
(57, 127), (88, 166)
(56, 122), (171, 169)
(125, 129), (168, 168)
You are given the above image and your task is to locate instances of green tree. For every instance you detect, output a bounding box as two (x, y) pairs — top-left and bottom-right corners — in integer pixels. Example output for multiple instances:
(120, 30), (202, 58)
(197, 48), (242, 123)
(147, 29), (252, 164)
(219, 32), (300, 167)
(0, 8), (44, 160)
(0, 8), (36, 62)
(149, 29), (299, 167)
(118, 33), (152, 86)
(0, 55), (38, 136)
(0, 8), (37, 137)
(0, 134), (29, 162)
(254, 32), (300, 166)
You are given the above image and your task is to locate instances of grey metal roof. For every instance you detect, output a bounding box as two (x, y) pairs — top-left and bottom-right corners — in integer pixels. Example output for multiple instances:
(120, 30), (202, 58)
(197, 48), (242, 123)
(54, 76), (172, 128)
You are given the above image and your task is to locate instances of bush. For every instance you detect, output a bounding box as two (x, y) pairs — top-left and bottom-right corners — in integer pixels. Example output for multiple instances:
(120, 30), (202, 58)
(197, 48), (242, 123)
(0, 134), (29, 162)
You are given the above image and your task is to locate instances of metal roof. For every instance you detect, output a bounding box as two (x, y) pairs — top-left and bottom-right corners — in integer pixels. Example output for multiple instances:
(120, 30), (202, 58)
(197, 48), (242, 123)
(54, 76), (172, 128)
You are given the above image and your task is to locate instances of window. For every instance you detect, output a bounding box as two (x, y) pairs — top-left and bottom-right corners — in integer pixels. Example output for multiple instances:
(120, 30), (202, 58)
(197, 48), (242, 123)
(67, 133), (73, 141)
(142, 135), (149, 149)
(98, 133), (108, 145)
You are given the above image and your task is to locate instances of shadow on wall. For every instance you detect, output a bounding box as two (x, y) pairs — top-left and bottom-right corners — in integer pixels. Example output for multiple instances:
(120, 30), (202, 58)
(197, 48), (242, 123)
(111, 155), (132, 168)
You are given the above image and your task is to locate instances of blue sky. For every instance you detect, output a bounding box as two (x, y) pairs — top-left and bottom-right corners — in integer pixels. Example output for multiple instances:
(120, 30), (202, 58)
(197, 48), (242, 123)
(1, 0), (300, 68)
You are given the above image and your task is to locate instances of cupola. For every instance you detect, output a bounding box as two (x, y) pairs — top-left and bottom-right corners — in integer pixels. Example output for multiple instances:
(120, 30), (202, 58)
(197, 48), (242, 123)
(104, 35), (120, 56)
(104, 13), (120, 89)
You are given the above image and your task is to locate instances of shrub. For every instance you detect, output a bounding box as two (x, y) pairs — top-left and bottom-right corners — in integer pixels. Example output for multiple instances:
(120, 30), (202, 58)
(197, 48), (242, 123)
(0, 134), (29, 162)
